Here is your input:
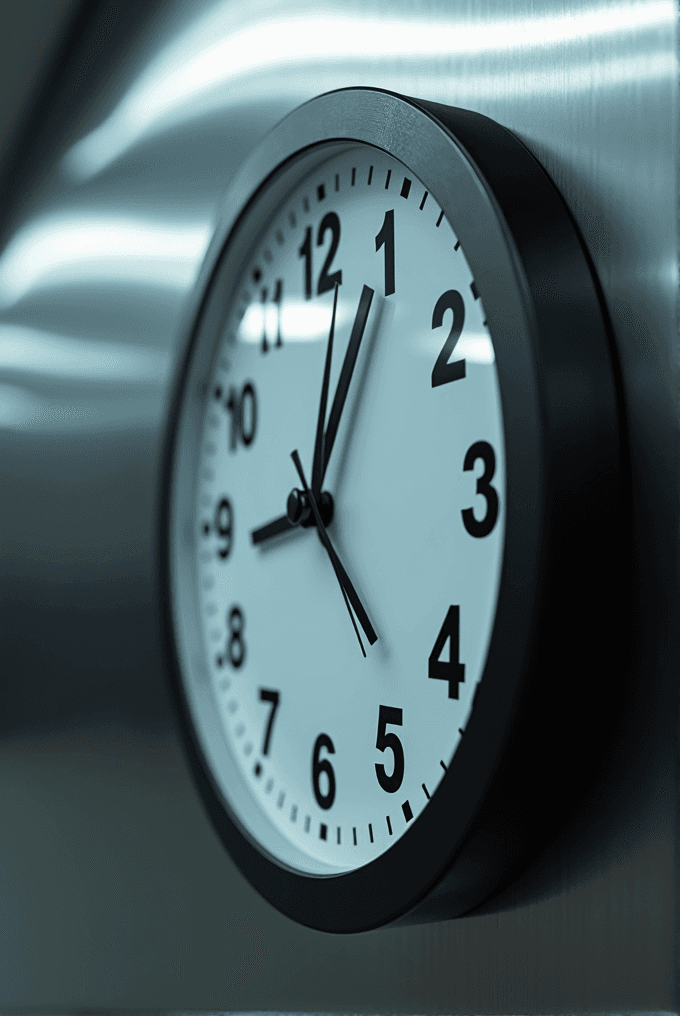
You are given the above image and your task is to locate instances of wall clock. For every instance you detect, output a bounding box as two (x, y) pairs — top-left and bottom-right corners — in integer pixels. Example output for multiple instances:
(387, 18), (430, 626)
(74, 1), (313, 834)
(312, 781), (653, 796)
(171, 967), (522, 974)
(158, 88), (622, 932)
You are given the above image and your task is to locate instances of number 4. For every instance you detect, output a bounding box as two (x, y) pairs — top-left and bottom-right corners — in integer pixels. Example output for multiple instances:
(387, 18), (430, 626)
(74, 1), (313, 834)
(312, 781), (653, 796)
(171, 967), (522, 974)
(428, 606), (465, 699)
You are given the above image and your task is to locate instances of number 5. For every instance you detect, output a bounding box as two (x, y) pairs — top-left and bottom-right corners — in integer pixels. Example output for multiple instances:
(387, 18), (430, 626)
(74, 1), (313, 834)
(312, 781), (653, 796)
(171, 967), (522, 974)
(375, 705), (404, 793)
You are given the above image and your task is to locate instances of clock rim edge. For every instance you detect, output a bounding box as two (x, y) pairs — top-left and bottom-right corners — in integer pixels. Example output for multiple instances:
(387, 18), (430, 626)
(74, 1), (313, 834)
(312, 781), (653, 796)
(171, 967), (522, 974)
(155, 87), (623, 932)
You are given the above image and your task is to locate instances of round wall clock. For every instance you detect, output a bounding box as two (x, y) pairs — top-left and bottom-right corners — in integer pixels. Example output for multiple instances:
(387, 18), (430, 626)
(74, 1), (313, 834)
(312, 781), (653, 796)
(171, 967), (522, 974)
(158, 88), (622, 932)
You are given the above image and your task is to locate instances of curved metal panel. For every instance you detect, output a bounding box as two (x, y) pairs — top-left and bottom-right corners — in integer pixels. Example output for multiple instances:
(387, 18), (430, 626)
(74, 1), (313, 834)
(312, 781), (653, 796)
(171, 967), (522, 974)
(0, 0), (677, 1009)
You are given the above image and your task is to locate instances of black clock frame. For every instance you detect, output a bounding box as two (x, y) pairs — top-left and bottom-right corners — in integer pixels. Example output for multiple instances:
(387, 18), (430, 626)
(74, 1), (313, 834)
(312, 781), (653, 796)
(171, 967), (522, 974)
(157, 88), (625, 932)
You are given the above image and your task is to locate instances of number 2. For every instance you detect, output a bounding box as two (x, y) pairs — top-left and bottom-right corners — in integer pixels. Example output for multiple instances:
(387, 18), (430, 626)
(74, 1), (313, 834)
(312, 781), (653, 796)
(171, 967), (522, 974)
(431, 290), (466, 387)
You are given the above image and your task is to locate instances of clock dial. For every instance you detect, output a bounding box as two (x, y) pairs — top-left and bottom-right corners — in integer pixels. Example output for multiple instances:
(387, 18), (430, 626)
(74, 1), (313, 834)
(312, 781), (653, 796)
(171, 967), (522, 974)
(163, 88), (621, 930)
(191, 145), (505, 872)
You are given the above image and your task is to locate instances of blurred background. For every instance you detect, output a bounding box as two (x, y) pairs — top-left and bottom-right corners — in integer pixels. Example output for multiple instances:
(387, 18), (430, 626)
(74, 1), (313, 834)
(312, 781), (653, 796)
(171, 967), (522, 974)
(0, 0), (677, 1011)
(0, 2), (78, 177)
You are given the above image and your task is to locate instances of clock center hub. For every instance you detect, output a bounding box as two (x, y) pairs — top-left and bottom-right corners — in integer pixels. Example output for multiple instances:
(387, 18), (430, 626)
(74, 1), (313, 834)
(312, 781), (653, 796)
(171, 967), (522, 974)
(287, 488), (334, 529)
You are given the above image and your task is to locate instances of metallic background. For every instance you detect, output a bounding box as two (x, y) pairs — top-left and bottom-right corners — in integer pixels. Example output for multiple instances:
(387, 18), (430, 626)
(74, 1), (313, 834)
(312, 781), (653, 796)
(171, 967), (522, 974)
(0, 0), (677, 1009)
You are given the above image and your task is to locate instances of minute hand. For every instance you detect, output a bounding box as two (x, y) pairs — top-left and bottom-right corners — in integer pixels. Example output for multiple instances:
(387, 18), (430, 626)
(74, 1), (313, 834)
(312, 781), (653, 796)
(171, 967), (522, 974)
(321, 284), (374, 484)
(291, 449), (377, 647)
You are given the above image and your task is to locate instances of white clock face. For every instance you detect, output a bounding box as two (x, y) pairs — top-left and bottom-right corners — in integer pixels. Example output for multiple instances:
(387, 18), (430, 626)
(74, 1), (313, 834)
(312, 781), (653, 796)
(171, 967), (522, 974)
(176, 144), (505, 874)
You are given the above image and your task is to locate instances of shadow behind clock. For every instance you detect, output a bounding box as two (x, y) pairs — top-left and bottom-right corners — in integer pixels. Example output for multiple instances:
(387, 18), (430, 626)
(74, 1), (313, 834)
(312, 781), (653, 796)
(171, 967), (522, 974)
(400, 99), (632, 924)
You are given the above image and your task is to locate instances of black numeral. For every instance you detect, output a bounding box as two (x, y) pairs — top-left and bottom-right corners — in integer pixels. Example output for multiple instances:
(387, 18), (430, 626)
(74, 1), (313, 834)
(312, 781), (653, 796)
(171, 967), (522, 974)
(375, 705), (404, 793)
(258, 689), (280, 755)
(462, 441), (499, 537)
(227, 606), (246, 669)
(260, 287), (269, 353)
(375, 209), (395, 296)
(312, 733), (336, 810)
(273, 278), (283, 348)
(215, 497), (233, 559)
(299, 226), (312, 300)
(226, 381), (257, 450)
(299, 215), (343, 299)
(260, 281), (284, 354)
(428, 606), (465, 699)
(317, 212), (342, 295)
(431, 290), (466, 387)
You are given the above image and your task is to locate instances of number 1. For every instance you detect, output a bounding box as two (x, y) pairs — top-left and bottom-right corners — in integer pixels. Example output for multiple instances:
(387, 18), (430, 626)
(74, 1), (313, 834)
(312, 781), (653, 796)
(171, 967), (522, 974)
(375, 209), (395, 296)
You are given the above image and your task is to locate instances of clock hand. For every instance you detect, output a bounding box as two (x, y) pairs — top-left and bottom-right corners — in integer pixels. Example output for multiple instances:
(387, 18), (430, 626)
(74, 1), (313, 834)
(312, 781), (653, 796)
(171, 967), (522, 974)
(321, 284), (374, 485)
(251, 513), (294, 544)
(251, 284), (372, 547)
(250, 489), (333, 545)
(312, 281), (339, 496)
(251, 284), (340, 546)
(291, 449), (377, 651)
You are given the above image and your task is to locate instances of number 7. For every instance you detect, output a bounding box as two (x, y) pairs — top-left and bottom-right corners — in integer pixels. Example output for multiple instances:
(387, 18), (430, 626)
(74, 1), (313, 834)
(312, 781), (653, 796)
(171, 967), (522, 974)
(258, 688), (280, 756)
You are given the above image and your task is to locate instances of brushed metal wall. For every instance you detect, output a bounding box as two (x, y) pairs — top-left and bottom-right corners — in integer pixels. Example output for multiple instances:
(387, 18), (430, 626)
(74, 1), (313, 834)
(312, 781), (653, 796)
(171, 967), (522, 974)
(0, 0), (677, 1009)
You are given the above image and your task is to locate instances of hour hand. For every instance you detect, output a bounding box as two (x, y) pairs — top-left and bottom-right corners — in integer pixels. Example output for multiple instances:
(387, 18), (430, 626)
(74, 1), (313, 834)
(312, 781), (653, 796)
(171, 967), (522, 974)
(251, 514), (294, 545)
(322, 284), (374, 483)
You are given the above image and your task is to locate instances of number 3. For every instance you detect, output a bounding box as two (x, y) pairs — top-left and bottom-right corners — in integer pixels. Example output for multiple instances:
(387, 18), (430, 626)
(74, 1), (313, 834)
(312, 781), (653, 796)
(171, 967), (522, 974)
(462, 441), (499, 538)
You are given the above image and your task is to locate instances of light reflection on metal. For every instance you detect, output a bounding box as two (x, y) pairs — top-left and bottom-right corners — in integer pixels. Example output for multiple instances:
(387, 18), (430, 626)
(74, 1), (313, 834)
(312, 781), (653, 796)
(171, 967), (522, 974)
(0, 380), (168, 431)
(0, 214), (211, 308)
(62, 0), (675, 181)
(0, 382), (101, 430)
(0, 325), (170, 382)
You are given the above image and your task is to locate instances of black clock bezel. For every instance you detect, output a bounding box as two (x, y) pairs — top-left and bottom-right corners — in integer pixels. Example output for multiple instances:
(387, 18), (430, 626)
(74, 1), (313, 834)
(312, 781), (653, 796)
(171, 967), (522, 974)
(157, 88), (623, 932)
